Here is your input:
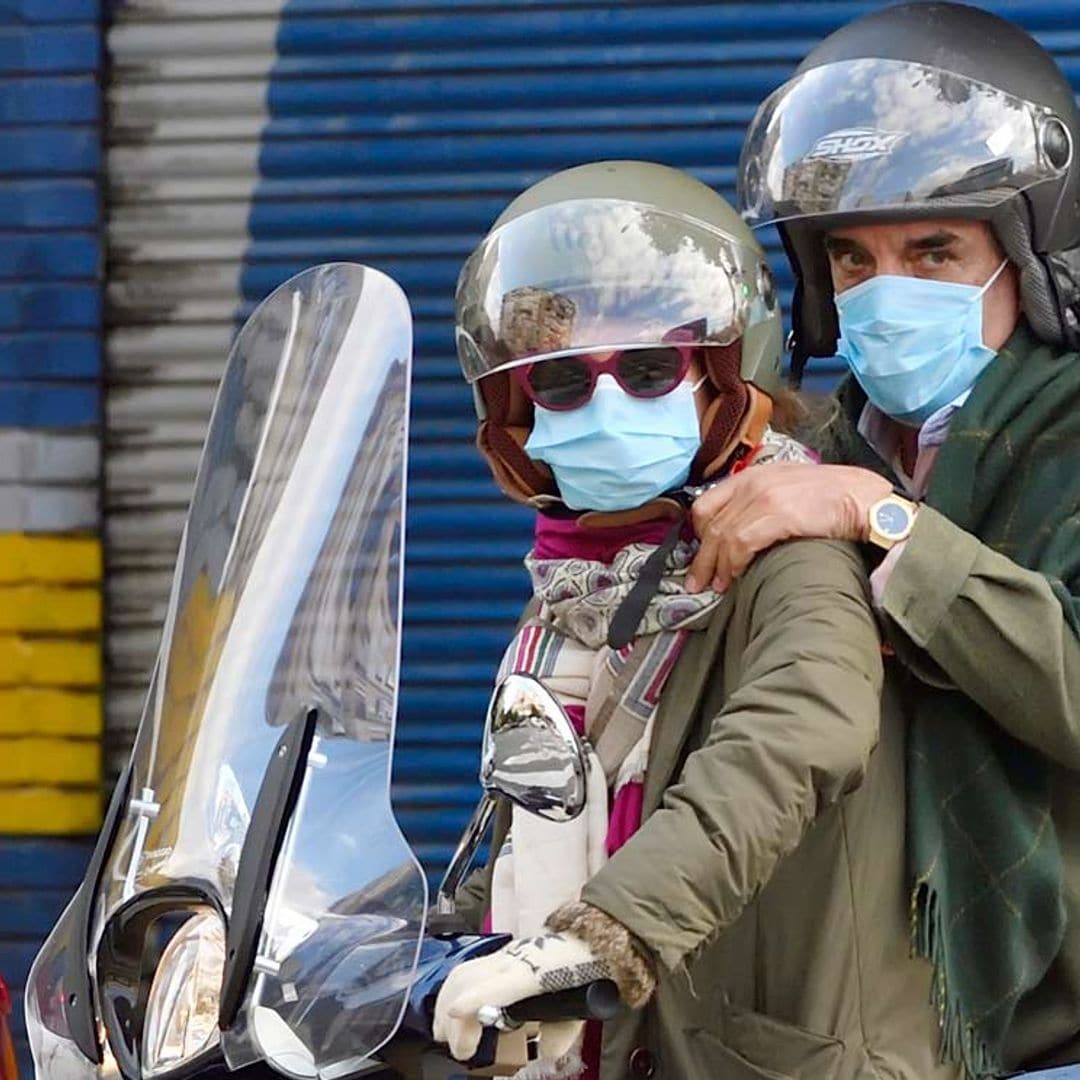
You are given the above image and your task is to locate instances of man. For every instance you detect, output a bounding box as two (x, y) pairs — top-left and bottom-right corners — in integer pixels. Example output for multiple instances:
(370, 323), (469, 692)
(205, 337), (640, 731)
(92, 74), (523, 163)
(689, 3), (1080, 1075)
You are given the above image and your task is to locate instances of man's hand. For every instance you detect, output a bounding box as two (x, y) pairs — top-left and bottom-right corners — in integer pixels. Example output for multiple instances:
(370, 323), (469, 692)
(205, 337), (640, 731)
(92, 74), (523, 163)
(432, 933), (608, 1063)
(685, 463), (892, 593)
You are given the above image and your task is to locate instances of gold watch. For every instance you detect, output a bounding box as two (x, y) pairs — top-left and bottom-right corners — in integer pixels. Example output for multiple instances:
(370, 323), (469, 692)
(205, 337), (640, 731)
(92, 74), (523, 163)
(867, 493), (918, 550)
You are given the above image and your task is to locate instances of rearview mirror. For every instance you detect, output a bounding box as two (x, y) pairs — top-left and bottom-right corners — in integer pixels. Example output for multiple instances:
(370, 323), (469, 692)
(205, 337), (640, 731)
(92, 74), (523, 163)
(435, 674), (588, 915)
(481, 673), (587, 823)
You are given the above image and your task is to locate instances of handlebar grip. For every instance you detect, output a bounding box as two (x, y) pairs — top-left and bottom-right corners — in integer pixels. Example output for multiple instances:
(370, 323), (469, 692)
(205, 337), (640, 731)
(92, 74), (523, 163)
(468, 980), (621, 1069)
(504, 978), (621, 1024)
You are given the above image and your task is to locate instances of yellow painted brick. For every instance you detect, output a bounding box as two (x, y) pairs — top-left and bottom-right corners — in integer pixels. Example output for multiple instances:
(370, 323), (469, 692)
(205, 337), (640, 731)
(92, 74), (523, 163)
(0, 688), (101, 736)
(0, 534), (102, 584)
(0, 636), (101, 687)
(0, 585), (101, 632)
(0, 786), (101, 833)
(0, 737), (100, 784)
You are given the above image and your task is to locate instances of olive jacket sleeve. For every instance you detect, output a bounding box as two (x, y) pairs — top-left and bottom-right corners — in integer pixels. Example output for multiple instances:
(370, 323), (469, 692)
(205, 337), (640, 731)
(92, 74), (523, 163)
(580, 539), (884, 975)
(880, 505), (1080, 772)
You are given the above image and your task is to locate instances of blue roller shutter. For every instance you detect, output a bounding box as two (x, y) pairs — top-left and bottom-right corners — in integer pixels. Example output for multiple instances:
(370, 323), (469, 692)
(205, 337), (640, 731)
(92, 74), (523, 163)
(104, 0), (1080, 885)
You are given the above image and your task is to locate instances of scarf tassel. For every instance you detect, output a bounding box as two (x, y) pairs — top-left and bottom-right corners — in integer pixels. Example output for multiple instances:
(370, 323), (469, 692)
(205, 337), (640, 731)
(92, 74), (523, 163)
(912, 880), (998, 1080)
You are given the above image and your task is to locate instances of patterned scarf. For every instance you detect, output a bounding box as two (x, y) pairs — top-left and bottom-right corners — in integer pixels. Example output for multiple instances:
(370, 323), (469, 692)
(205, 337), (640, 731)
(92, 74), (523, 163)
(488, 540), (718, 940)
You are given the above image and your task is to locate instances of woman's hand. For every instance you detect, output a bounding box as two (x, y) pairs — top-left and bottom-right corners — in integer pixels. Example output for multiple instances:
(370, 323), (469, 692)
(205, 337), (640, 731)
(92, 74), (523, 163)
(685, 463), (892, 593)
(432, 932), (606, 1062)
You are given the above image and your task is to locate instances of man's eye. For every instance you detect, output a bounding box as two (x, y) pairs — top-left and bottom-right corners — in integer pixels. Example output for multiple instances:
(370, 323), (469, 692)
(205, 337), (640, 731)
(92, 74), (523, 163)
(838, 251), (868, 272)
(919, 250), (952, 268)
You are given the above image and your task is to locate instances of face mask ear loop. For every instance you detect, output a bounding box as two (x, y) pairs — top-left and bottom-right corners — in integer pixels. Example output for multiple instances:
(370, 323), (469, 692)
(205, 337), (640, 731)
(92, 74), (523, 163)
(690, 373), (709, 393)
(979, 259), (1010, 297)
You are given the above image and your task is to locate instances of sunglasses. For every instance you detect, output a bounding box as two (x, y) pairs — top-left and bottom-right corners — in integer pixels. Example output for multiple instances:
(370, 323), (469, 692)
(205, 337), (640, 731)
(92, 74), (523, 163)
(514, 346), (698, 412)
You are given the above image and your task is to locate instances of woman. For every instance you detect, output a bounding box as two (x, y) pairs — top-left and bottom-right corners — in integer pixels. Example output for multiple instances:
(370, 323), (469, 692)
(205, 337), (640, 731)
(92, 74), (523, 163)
(434, 162), (955, 1080)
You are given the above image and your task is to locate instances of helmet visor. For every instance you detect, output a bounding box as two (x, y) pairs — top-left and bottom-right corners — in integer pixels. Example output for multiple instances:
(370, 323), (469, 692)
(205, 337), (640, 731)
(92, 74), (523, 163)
(738, 59), (1072, 227)
(455, 198), (779, 382)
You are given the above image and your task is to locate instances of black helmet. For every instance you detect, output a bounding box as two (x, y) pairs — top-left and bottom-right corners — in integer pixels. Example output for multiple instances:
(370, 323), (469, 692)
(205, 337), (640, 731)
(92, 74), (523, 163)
(737, 2), (1080, 381)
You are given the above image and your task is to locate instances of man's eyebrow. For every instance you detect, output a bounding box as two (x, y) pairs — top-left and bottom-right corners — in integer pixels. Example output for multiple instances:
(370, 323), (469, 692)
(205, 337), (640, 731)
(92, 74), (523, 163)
(823, 235), (862, 255)
(904, 230), (961, 252)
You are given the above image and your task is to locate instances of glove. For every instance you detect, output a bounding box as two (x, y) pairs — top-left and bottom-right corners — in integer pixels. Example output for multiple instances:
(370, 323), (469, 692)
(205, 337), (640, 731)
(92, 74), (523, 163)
(432, 932), (609, 1064)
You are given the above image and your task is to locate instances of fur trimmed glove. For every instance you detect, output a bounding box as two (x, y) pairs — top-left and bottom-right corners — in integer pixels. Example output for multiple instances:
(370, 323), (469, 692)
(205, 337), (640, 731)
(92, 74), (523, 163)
(432, 903), (656, 1076)
(544, 902), (656, 1008)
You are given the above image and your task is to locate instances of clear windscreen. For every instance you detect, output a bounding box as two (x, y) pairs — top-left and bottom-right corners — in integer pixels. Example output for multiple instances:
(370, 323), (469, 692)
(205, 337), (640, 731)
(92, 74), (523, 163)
(455, 198), (779, 381)
(738, 58), (1070, 225)
(25, 912), (104, 1079)
(27, 263), (427, 1079)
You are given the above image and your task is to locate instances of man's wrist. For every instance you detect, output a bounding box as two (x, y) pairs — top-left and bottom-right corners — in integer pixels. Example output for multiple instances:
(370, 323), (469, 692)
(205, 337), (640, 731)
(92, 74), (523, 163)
(839, 466), (895, 542)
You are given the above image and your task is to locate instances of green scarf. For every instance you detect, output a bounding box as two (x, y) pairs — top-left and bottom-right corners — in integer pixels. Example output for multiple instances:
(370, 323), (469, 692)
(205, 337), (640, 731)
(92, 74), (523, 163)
(817, 322), (1080, 1077)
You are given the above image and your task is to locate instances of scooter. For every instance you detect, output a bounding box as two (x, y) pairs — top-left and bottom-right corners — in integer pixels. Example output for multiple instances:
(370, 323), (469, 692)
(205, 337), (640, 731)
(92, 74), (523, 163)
(23, 264), (615, 1080)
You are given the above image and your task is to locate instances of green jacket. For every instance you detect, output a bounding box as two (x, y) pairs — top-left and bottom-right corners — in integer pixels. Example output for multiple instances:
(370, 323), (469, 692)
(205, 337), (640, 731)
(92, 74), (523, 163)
(872, 506), (1080, 1073)
(463, 538), (961, 1079)
(817, 325), (1080, 1073)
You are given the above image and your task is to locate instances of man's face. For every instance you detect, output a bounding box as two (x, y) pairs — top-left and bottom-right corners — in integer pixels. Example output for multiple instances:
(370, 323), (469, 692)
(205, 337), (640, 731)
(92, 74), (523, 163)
(824, 219), (1021, 351)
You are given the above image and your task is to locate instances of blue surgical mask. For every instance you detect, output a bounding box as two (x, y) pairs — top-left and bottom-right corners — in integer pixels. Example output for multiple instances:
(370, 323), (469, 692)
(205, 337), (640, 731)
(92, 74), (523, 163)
(835, 260), (1008, 426)
(524, 375), (702, 511)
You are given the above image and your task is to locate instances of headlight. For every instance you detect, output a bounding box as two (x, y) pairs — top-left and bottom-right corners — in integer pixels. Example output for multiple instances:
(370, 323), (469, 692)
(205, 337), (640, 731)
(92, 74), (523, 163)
(142, 910), (225, 1077)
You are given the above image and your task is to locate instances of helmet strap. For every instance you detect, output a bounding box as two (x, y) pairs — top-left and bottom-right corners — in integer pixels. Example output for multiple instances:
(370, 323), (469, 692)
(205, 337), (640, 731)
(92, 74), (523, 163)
(696, 384), (773, 482)
(576, 497), (684, 530)
(475, 419), (557, 505)
(1045, 246), (1080, 348)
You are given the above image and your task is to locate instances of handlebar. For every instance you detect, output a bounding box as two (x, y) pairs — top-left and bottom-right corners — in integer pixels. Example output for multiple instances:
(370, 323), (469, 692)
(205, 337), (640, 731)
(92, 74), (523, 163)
(469, 978), (621, 1069)
(477, 978), (621, 1031)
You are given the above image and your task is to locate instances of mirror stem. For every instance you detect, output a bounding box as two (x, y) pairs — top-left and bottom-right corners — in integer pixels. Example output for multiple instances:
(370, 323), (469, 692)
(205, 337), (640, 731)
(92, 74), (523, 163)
(436, 793), (497, 915)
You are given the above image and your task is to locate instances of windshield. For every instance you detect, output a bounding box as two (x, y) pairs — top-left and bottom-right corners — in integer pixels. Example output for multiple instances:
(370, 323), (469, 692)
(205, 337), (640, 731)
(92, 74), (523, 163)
(26, 263), (427, 1079)
(738, 58), (1071, 226)
(455, 198), (778, 381)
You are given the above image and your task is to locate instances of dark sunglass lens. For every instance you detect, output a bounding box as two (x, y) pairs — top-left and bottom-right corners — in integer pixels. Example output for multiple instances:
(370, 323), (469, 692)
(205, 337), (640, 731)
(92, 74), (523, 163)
(617, 348), (685, 396)
(527, 357), (592, 408)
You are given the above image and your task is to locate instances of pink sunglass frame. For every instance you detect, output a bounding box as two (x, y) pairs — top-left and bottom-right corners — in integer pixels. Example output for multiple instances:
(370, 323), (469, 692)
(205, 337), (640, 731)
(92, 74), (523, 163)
(512, 344), (698, 412)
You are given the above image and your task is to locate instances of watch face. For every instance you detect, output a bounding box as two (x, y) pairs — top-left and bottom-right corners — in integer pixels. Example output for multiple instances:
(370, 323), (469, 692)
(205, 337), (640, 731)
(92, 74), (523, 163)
(874, 500), (911, 537)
